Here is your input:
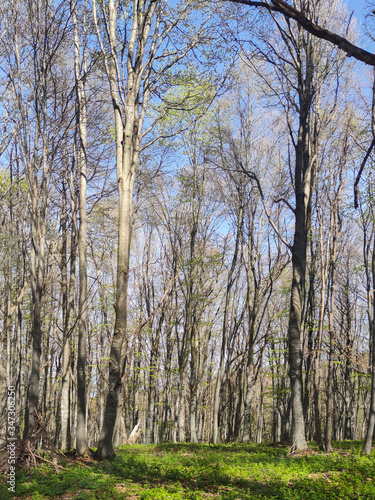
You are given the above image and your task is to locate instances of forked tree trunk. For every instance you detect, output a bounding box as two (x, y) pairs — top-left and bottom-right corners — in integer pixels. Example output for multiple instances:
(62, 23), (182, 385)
(93, 0), (156, 460)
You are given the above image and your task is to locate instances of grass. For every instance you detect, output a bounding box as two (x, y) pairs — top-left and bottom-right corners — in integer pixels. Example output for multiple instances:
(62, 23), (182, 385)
(1, 440), (375, 499)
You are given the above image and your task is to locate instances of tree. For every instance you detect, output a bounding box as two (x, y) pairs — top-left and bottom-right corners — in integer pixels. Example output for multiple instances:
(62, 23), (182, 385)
(3, 0), (72, 440)
(224, 0), (354, 451)
(92, 0), (216, 459)
(225, 0), (375, 65)
(72, 0), (89, 457)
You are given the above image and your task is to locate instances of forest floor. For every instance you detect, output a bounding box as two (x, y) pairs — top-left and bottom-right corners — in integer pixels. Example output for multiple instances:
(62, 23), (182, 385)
(1, 440), (375, 499)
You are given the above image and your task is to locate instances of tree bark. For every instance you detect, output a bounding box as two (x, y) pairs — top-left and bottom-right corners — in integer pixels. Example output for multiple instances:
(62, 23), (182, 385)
(362, 237), (375, 454)
(325, 214), (338, 453)
(72, 0), (89, 456)
(94, 0), (156, 460)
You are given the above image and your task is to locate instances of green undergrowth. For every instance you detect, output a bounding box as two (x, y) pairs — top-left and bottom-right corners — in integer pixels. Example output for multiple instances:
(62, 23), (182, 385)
(1, 440), (375, 499)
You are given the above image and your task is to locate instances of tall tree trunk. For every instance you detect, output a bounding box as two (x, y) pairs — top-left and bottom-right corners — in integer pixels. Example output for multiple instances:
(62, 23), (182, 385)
(313, 214), (327, 451)
(94, 0), (155, 459)
(60, 175), (69, 449)
(287, 26), (315, 449)
(72, 0), (89, 456)
(211, 370), (222, 444)
(288, 131), (309, 452)
(212, 205), (242, 444)
(242, 225), (261, 443)
(145, 350), (156, 444)
(189, 320), (200, 443)
(325, 213), (339, 453)
(96, 175), (133, 459)
(60, 164), (77, 451)
(23, 110), (48, 439)
(178, 371), (186, 442)
(243, 347), (255, 443)
(233, 367), (243, 440)
(23, 190), (45, 439)
(362, 237), (375, 454)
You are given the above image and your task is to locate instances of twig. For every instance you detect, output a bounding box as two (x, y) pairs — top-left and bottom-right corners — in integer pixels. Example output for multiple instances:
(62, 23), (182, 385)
(34, 453), (68, 471)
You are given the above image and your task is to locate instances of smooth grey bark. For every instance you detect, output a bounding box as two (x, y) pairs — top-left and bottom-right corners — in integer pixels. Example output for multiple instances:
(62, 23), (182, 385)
(61, 173), (77, 450)
(324, 146), (345, 451)
(186, 164), (201, 444)
(143, 233), (166, 444)
(60, 175), (70, 449)
(211, 370), (222, 444)
(72, 0), (89, 457)
(237, 5), (320, 451)
(93, 0), (145, 460)
(228, 0), (375, 455)
(189, 320), (199, 443)
(325, 210), (339, 453)
(178, 372), (187, 442)
(287, 143), (309, 451)
(312, 222), (326, 451)
(341, 273), (354, 441)
(145, 313), (163, 444)
(243, 349), (255, 443)
(93, 0), (159, 459)
(361, 74), (375, 456)
(286, 18), (319, 447)
(160, 318), (175, 442)
(256, 376), (264, 443)
(233, 367), (243, 440)
(8, 0), (70, 442)
(14, 304), (22, 437)
(145, 385), (156, 444)
(362, 235), (375, 454)
(189, 328), (198, 443)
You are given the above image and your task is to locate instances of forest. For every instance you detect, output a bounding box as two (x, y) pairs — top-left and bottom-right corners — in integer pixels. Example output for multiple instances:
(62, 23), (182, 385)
(2, 0), (375, 487)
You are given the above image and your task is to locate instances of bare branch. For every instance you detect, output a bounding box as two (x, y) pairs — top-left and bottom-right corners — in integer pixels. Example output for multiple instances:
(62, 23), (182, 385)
(225, 0), (375, 66)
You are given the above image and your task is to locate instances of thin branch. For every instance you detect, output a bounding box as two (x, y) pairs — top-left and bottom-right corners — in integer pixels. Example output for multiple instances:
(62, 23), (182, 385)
(354, 137), (375, 209)
(120, 273), (179, 383)
(274, 197), (295, 214)
(239, 164), (292, 250)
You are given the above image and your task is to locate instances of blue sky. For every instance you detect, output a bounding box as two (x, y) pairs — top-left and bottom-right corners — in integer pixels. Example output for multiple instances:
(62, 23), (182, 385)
(347, 0), (370, 24)
(346, 0), (373, 51)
